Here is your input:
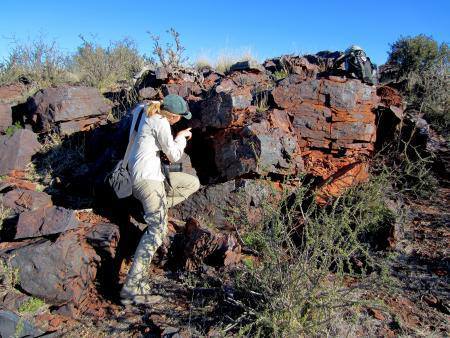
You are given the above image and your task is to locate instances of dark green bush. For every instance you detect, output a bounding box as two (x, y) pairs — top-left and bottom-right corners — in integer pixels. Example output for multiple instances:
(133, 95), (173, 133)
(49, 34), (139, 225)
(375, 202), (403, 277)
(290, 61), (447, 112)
(387, 35), (449, 133)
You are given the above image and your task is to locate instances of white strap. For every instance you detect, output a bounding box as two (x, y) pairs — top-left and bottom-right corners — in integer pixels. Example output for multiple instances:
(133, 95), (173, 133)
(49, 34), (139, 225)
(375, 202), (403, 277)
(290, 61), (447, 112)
(121, 104), (145, 169)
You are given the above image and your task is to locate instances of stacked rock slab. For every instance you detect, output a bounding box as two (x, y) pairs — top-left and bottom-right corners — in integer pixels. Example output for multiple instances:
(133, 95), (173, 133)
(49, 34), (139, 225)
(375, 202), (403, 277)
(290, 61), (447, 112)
(0, 129), (41, 175)
(0, 222), (120, 317)
(27, 86), (111, 135)
(272, 75), (379, 198)
(196, 67), (378, 190)
(171, 58), (382, 224)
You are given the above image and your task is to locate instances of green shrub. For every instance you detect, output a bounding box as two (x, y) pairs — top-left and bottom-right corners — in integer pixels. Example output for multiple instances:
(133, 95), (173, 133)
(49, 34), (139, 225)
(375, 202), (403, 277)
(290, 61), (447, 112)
(0, 37), (70, 87)
(388, 35), (448, 79)
(0, 259), (20, 289)
(224, 174), (395, 336)
(72, 36), (144, 91)
(4, 122), (22, 137)
(387, 35), (449, 133)
(375, 142), (438, 200)
(18, 297), (45, 314)
(273, 70), (288, 81)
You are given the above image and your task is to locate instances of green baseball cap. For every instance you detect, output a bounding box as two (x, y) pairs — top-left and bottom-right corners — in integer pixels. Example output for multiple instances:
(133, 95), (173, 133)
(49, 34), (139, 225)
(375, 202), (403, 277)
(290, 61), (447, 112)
(162, 94), (192, 120)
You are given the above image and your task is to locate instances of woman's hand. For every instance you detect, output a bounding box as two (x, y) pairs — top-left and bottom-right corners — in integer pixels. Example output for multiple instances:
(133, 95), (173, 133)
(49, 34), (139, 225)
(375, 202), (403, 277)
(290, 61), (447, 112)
(177, 127), (192, 140)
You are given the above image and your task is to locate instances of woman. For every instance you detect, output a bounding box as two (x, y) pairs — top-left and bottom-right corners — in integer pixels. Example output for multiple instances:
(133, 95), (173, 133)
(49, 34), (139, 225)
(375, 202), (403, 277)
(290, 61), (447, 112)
(120, 94), (200, 305)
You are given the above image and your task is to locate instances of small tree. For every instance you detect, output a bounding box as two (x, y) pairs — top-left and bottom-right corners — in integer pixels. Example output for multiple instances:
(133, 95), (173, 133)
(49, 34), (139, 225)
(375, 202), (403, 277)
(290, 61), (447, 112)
(387, 35), (449, 132)
(388, 34), (447, 79)
(148, 28), (188, 70)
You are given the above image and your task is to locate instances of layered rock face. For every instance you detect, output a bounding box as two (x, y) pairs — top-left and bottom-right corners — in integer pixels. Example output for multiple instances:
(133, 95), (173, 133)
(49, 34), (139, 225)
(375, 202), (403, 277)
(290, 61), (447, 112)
(0, 218), (120, 317)
(179, 62), (380, 207)
(27, 86), (111, 135)
(126, 55), (390, 225)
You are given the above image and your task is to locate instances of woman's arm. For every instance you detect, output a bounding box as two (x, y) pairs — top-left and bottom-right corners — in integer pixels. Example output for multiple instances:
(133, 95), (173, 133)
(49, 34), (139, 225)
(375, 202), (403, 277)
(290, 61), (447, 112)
(156, 118), (187, 163)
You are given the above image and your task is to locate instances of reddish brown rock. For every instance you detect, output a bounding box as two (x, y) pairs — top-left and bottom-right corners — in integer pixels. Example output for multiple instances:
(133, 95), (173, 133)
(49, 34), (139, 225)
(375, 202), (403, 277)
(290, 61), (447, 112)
(138, 87), (159, 99)
(172, 179), (285, 230)
(196, 73), (378, 198)
(14, 206), (79, 239)
(27, 86), (111, 135)
(0, 104), (12, 132)
(0, 129), (41, 175)
(3, 223), (119, 317)
(0, 83), (31, 105)
(1, 188), (53, 213)
(162, 82), (202, 98)
(183, 218), (241, 271)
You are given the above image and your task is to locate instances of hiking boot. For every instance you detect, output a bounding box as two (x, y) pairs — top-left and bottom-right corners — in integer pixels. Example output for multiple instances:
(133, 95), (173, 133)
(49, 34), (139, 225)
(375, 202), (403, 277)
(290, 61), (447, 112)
(120, 287), (163, 306)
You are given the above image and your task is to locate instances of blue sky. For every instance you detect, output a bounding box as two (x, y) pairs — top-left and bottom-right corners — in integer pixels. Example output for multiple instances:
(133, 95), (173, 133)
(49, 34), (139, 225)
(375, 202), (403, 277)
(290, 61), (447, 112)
(1, 0), (448, 66)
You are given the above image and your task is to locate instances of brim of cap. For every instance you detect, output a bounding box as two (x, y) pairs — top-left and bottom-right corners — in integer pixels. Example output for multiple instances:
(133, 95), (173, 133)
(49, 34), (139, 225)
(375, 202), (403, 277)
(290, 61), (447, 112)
(181, 111), (192, 120)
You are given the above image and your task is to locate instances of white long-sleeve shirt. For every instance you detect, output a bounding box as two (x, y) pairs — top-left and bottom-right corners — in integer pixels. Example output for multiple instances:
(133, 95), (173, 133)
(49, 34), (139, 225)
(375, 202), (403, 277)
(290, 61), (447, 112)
(127, 104), (187, 183)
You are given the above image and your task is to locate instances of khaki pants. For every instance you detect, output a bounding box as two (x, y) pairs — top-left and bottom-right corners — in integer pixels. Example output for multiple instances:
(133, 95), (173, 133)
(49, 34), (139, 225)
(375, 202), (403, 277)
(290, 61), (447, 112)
(121, 172), (200, 296)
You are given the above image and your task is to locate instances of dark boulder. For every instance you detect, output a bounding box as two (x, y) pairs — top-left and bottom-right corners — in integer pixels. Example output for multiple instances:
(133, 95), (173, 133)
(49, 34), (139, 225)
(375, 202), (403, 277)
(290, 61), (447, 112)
(1, 188), (53, 214)
(2, 223), (120, 317)
(0, 310), (44, 338)
(14, 206), (79, 239)
(0, 129), (41, 175)
(27, 86), (111, 135)
(171, 179), (282, 230)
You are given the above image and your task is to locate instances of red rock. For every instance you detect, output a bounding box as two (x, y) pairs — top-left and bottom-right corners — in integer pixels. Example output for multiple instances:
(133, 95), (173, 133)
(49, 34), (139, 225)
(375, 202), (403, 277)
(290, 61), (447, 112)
(183, 218), (241, 270)
(0, 83), (30, 104)
(27, 86), (111, 135)
(2, 222), (120, 318)
(368, 307), (386, 321)
(1, 188), (53, 213)
(377, 86), (403, 107)
(14, 206), (80, 239)
(58, 116), (106, 136)
(0, 176), (37, 191)
(0, 129), (41, 175)
(0, 104), (12, 132)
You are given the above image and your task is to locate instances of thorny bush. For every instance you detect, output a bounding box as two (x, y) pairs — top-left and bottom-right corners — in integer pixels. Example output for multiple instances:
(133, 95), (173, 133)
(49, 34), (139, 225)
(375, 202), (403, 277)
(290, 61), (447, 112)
(219, 174), (396, 337)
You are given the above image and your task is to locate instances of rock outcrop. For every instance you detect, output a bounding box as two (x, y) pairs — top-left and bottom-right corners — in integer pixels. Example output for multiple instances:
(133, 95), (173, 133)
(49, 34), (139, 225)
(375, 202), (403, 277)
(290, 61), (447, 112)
(187, 66), (379, 201)
(27, 86), (111, 135)
(0, 129), (41, 175)
(1, 188), (53, 214)
(0, 222), (120, 317)
(0, 50), (406, 328)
